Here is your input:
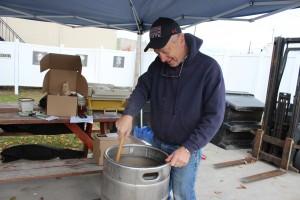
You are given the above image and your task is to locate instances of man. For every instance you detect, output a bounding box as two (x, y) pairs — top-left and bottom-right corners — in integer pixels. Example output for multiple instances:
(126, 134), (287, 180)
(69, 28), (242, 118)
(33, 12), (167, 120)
(116, 17), (225, 199)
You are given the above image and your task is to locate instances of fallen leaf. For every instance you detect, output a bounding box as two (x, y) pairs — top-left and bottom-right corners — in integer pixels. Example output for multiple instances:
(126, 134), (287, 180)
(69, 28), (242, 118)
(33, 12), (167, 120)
(237, 184), (247, 189)
(10, 197), (16, 200)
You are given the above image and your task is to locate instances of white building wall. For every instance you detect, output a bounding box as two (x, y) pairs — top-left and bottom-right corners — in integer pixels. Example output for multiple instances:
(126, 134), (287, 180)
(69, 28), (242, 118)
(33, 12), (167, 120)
(2, 17), (117, 50)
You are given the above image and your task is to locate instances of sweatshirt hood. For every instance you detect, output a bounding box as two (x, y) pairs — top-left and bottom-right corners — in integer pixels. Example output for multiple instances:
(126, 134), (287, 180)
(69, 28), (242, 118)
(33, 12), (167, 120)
(184, 33), (203, 62)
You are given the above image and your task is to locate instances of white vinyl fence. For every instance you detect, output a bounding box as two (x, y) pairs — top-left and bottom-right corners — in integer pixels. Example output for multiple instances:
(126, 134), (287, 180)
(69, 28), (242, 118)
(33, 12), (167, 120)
(1, 41), (300, 103)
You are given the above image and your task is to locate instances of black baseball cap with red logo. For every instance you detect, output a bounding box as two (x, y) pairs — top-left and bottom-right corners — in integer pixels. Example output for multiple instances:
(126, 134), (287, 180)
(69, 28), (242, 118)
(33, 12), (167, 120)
(144, 17), (182, 52)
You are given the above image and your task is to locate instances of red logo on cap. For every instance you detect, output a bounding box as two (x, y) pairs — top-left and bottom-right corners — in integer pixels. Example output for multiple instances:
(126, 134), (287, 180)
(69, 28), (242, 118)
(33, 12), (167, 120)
(171, 29), (177, 34)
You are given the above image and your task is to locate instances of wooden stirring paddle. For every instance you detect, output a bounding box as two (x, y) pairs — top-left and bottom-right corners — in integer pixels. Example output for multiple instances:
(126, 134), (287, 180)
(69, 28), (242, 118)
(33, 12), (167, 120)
(116, 135), (125, 163)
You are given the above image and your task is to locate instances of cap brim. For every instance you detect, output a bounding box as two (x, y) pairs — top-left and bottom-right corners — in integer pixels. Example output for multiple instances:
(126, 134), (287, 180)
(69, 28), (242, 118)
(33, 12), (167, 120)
(144, 36), (171, 52)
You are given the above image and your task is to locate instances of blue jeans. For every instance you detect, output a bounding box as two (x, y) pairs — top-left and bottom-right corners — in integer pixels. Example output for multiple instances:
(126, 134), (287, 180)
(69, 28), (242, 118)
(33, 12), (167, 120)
(152, 137), (202, 200)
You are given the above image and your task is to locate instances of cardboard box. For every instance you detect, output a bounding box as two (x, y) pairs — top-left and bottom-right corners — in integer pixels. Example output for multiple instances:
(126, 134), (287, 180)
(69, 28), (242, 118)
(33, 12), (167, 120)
(47, 95), (77, 116)
(40, 53), (88, 117)
(93, 133), (145, 165)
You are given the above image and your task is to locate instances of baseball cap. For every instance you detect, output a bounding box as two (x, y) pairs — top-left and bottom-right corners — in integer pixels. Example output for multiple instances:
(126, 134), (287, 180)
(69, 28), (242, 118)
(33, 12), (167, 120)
(144, 17), (182, 52)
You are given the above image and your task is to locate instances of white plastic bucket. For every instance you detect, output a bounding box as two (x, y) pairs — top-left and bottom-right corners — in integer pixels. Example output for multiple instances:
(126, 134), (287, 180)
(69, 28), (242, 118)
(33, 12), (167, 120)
(18, 98), (34, 112)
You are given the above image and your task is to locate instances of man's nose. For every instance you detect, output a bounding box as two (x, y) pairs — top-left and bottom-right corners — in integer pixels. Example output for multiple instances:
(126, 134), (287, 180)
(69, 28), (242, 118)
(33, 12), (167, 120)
(159, 53), (168, 62)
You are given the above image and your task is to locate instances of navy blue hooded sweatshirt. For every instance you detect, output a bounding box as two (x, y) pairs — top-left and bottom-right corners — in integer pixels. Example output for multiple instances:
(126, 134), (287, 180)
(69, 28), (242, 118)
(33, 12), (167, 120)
(124, 33), (225, 153)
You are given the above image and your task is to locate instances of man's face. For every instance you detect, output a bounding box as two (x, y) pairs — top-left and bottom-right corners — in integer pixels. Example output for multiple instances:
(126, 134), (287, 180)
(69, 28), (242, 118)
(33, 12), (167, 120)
(154, 34), (184, 67)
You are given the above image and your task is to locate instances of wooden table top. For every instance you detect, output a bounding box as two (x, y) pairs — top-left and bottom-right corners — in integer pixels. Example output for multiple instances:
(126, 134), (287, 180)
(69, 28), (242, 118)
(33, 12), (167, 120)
(0, 103), (120, 125)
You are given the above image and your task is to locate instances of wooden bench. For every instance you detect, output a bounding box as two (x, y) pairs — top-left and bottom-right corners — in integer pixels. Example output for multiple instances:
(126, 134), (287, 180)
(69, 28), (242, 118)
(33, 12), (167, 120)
(0, 158), (102, 183)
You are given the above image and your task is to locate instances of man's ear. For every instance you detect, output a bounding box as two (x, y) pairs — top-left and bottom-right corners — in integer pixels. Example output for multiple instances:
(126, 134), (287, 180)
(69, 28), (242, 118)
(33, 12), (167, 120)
(179, 34), (185, 45)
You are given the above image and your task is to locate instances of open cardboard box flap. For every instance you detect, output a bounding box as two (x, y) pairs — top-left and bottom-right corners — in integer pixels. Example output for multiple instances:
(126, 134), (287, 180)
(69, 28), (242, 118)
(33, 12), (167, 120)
(40, 53), (82, 73)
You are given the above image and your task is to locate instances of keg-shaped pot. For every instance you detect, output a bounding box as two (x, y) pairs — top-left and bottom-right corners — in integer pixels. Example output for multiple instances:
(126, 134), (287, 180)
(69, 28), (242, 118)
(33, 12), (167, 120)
(101, 144), (171, 200)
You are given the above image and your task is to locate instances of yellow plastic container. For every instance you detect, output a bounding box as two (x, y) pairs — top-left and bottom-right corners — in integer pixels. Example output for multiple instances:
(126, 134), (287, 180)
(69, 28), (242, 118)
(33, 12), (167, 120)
(87, 97), (127, 112)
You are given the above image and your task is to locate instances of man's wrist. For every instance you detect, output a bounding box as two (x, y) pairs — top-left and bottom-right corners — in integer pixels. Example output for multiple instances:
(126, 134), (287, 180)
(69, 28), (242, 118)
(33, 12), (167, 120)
(183, 146), (190, 154)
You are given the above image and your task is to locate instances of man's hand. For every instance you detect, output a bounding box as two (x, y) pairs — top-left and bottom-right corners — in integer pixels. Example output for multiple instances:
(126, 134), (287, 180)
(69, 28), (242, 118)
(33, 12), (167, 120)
(115, 115), (133, 141)
(165, 146), (191, 167)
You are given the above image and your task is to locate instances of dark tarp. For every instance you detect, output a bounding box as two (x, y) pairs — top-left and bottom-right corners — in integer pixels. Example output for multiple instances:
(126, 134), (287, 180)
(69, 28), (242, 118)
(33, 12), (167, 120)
(0, 0), (300, 34)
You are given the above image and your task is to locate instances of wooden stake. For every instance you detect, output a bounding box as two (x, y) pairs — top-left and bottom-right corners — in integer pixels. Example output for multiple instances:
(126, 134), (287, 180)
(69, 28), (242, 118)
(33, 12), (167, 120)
(116, 136), (125, 163)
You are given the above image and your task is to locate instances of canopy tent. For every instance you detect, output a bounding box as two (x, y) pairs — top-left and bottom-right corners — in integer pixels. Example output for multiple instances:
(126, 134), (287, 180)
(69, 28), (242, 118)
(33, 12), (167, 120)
(0, 0), (300, 34)
(1, 0), (299, 126)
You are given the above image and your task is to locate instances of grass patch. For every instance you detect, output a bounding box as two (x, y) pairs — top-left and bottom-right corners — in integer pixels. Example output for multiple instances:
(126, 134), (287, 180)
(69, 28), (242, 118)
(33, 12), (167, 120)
(0, 86), (45, 103)
(0, 87), (83, 153)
